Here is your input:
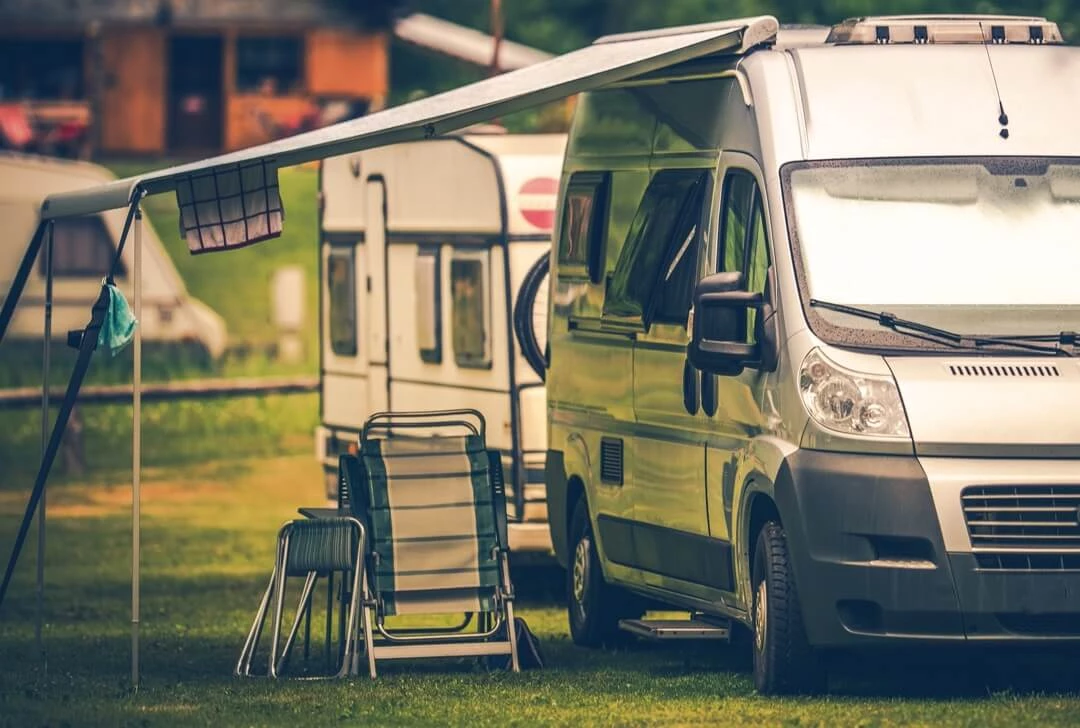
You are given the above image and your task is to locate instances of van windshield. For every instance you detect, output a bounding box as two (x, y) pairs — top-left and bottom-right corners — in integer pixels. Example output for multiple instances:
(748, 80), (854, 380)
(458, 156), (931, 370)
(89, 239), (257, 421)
(785, 158), (1080, 342)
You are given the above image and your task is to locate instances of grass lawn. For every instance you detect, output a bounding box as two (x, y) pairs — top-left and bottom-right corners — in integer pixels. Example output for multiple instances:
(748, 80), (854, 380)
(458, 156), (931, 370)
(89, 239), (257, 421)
(3, 457), (1080, 726)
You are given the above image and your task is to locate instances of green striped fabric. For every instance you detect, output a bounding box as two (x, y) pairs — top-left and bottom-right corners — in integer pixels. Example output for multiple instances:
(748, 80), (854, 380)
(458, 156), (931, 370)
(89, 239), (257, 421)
(285, 519), (360, 576)
(360, 435), (499, 616)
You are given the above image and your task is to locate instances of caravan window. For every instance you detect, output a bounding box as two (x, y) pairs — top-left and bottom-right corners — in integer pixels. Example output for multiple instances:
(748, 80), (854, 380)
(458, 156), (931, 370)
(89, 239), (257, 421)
(450, 251), (490, 368)
(46, 216), (123, 278)
(557, 172), (609, 282)
(327, 247), (357, 357)
(603, 169), (709, 326)
(415, 247), (442, 363)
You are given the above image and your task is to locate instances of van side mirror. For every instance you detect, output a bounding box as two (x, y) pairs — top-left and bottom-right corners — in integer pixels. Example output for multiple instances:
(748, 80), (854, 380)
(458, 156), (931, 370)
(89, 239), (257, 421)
(687, 271), (776, 376)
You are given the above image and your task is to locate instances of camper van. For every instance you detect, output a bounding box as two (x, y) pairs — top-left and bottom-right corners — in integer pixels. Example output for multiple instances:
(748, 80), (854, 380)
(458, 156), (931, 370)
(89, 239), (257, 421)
(532, 15), (1080, 694)
(315, 129), (566, 554)
(0, 153), (227, 358)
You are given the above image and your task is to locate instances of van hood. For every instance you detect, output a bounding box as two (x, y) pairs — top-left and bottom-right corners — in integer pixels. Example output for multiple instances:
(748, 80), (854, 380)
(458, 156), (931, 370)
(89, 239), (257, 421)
(885, 357), (1080, 458)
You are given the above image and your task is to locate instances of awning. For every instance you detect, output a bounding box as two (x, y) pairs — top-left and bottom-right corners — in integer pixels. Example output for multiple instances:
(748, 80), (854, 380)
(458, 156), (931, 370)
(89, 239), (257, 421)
(40, 16), (778, 251)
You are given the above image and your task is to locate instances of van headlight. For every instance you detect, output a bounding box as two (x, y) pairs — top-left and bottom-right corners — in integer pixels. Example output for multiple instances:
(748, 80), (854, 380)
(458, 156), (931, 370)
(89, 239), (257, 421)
(799, 348), (910, 437)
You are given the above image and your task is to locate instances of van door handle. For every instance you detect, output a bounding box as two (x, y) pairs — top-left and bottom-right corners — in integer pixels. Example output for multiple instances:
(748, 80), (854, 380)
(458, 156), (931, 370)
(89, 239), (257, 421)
(702, 373), (718, 418)
(682, 358), (699, 415)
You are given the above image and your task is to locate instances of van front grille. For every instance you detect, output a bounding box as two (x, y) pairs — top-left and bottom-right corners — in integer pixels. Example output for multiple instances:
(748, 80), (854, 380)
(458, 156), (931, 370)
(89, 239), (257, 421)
(962, 485), (1080, 562)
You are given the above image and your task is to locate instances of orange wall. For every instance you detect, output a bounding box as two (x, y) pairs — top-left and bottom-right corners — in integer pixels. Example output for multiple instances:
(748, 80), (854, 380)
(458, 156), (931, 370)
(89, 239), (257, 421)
(99, 27), (165, 154)
(306, 29), (388, 99)
(226, 94), (315, 151)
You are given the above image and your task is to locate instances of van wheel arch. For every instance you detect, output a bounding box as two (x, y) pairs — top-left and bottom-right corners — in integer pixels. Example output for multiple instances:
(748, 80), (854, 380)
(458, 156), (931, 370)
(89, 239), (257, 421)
(565, 474), (586, 553)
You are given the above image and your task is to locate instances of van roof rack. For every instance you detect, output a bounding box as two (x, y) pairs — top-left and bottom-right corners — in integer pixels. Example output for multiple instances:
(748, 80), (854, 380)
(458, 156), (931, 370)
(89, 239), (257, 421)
(826, 15), (1064, 45)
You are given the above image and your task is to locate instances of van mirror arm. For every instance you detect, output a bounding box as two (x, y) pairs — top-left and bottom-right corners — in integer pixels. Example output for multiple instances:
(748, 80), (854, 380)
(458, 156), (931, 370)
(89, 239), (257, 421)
(687, 270), (778, 375)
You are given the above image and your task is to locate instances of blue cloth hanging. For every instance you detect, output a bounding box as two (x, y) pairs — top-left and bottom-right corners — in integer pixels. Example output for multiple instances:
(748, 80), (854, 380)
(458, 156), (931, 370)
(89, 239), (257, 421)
(97, 283), (137, 357)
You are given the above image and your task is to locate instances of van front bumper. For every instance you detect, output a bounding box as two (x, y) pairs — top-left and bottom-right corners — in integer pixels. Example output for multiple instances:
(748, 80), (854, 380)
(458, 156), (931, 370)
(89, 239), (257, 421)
(776, 450), (1080, 647)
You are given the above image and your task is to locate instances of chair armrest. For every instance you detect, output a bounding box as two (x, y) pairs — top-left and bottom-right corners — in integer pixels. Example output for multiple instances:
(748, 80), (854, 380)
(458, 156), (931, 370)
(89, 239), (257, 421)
(487, 449), (510, 552)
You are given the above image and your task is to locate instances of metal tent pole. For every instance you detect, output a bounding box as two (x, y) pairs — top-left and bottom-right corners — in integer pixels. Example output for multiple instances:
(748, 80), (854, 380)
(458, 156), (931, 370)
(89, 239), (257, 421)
(132, 206), (143, 688)
(36, 221), (53, 656)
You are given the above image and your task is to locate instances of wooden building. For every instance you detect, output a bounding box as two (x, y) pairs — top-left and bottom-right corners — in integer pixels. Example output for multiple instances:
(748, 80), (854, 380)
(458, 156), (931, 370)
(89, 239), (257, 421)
(0, 0), (389, 156)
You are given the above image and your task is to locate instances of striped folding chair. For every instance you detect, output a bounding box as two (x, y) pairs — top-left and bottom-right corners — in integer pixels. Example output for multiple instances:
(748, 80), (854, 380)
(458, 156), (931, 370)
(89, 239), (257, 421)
(349, 409), (519, 678)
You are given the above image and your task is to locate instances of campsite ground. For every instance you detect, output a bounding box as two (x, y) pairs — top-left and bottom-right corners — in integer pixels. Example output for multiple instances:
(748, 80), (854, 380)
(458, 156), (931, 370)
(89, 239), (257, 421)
(3, 456), (1080, 727)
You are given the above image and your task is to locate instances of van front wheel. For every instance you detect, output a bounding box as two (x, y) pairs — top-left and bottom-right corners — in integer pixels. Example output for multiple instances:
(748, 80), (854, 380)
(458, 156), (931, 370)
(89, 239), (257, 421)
(567, 499), (642, 647)
(752, 521), (826, 695)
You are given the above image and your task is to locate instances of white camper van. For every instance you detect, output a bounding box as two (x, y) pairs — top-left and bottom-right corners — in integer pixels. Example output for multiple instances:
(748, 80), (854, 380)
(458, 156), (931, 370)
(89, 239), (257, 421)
(0, 153), (227, 358)
(315, 129), (566, 554)
(529, 15), (1080, 694)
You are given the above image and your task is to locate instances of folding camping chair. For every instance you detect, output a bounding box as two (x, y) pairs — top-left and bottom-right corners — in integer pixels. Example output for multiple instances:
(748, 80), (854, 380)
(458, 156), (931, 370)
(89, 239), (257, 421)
(344, 409), (520, 678)
(235, 517), (366, 678)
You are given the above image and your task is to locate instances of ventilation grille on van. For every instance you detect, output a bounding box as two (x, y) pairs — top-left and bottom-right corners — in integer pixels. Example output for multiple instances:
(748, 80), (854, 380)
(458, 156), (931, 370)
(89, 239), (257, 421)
(948, 364), (1060, 378)
(600, 437), (624, 485)
(963, 485), (1080, 570)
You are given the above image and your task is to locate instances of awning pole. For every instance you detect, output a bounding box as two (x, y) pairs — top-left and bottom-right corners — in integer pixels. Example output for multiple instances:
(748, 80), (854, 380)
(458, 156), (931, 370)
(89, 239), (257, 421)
(132, 206), (142, 689)
(36, 222), (54, 657)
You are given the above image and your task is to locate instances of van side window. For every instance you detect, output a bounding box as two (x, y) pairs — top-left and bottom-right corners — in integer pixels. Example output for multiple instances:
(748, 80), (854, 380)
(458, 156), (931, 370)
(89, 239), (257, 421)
(604, 169), (708, 325)
(720, 171), (756, 276)
(557, 172), (609, 283)
(327, 246), (358, 357)
(450, 251), (491, 369)
(415, 247), (441, 364)
(45, 216), (124, 278)
(719, 170), (772, 339)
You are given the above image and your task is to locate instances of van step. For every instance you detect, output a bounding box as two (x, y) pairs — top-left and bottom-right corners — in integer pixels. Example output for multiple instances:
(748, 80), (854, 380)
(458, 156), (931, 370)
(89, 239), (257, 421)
(618, 615), (731, 641)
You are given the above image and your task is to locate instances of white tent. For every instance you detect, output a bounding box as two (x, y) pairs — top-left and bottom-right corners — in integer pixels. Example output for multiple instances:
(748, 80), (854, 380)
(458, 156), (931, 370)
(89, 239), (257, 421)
(0, 16), (779, 685)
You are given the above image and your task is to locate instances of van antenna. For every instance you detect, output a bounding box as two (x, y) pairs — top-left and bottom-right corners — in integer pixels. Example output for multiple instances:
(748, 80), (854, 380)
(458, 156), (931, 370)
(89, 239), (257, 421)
(979, 21), (1009, 139)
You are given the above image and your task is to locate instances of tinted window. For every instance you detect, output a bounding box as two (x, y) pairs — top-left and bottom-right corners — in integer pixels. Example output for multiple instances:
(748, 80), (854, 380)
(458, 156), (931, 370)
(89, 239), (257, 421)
(236, 37), (303, 95)
(557, 172), (608, 282)
(415, 247), (441, 364)
(604, 169), (708, 325)
(451, 254), (489, 368)
(720, 171), (756, 275)
(718, 170), (771, 341)
(327, 248), (357, 357)
(46, 216), (121, 278)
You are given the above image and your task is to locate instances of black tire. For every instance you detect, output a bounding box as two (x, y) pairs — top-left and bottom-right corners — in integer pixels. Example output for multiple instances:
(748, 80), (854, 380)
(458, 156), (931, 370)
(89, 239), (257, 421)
(567, 498), (643, 647)
(751, 521), (826, 695)
(513, 252), (549, 381)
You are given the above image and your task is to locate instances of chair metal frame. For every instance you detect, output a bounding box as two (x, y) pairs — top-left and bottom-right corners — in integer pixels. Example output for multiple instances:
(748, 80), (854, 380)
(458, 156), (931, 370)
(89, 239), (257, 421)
(236, 516), (367, 679)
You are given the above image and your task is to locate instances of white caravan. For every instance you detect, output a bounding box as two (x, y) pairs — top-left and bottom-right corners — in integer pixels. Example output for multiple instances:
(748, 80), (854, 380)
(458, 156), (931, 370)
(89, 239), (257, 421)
(315, 129), (566, 555)
(0, 153), (227, 358)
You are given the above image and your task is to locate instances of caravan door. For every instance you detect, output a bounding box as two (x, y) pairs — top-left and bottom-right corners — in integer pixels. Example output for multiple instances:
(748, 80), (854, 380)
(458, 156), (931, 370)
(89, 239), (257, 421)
(364, 178), (390, 414)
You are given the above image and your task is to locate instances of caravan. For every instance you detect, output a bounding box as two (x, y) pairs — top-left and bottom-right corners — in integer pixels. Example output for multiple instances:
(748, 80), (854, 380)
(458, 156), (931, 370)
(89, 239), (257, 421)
(315, 129), (565, 554)
(0, 153), (227, 358)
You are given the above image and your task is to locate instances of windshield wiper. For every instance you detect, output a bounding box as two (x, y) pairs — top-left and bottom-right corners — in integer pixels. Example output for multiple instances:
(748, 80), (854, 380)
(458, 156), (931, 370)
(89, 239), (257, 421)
(809, 299), (1071, 356)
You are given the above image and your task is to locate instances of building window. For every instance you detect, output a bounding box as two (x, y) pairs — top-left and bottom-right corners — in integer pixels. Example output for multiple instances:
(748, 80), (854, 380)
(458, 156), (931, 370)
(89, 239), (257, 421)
(557, 172), (608, 283)
(0, 38), (84, 100)
(327, 247), (357, 357)
(450, 251), (490, 369)
(43, 217), (122, 279)
(236, 37), (304, 95)
(415, 247), (442, 364)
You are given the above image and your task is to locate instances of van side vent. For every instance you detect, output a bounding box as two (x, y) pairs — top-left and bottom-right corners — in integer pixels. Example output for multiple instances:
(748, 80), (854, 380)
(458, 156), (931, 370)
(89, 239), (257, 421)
(600, 438), (624, 485)
(948, 364), (1060, 378)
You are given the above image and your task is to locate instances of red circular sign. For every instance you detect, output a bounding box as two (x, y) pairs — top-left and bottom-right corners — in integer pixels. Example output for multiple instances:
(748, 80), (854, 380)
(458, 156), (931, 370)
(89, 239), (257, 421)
(518, 177), (559, 231)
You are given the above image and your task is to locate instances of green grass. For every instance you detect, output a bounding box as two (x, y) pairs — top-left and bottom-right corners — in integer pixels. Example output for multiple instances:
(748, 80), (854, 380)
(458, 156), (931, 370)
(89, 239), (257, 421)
(3, 456), (1080, 727)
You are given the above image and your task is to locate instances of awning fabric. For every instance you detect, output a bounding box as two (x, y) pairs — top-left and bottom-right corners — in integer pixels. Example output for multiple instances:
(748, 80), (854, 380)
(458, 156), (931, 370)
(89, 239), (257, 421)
(40, 16), (777, 253)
